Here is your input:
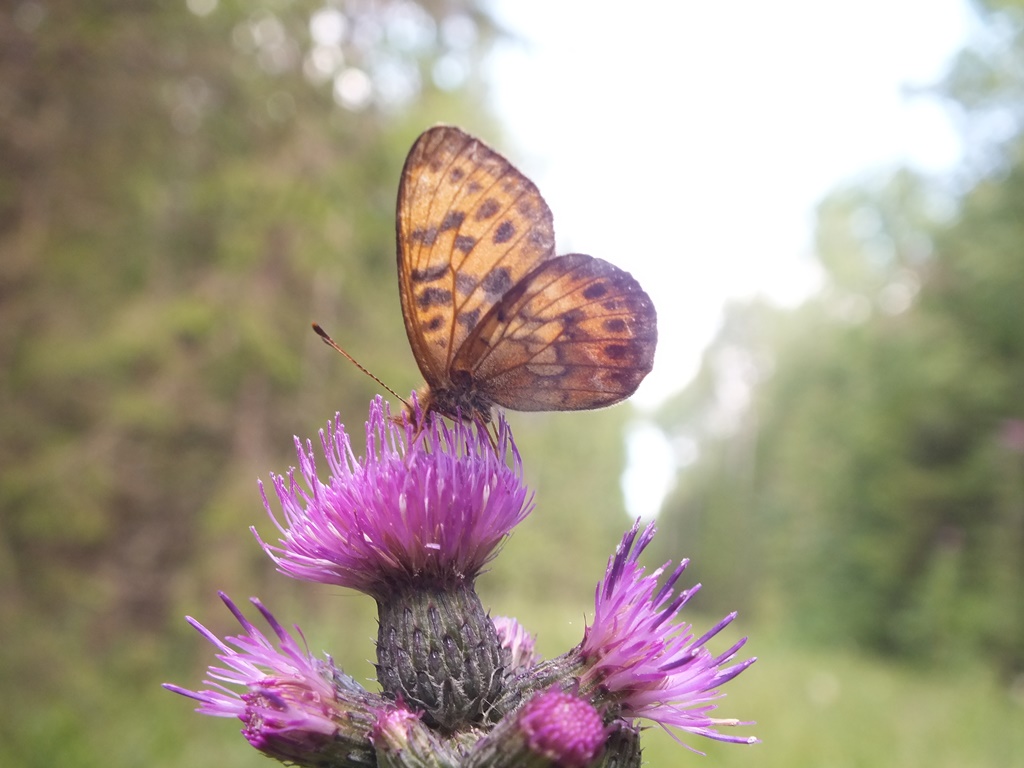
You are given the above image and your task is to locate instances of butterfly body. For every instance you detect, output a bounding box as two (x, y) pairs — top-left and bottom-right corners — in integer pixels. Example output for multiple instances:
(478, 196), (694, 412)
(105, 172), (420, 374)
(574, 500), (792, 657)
(397, 126), (657, 425)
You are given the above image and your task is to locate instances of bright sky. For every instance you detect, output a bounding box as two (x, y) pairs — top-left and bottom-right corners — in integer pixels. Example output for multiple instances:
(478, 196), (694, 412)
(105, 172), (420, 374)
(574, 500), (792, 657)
(486, 0), (975, 516)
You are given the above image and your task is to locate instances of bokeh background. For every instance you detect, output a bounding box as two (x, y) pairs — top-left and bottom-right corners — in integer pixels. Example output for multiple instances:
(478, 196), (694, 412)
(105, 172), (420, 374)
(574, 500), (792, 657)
(2, 1), (1023, 766)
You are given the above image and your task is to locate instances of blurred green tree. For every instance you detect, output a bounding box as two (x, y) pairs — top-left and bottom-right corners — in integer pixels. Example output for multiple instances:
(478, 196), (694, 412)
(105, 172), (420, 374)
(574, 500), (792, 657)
(655, 2), (1024, 676)
(0, 2), (640, 765)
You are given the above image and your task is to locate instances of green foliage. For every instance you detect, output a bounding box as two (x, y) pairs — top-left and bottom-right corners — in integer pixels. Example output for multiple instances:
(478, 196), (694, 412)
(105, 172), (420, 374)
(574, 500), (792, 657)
(0, 0), (503, 630)
(13, 0), (1024, 765)
(644, 631), (1024, 768)
(0, 2), (642, 765)
(658, 24), (1024, 676)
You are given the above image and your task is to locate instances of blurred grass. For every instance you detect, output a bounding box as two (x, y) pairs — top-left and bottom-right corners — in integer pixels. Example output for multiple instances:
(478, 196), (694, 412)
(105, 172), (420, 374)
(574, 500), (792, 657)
(644, 630), (1024, 768)
(6, 592), (1022, 767)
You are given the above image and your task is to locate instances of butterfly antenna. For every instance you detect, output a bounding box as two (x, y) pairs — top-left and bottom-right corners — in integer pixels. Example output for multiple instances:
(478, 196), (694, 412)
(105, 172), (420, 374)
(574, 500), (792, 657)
(311, 323), (410, 408)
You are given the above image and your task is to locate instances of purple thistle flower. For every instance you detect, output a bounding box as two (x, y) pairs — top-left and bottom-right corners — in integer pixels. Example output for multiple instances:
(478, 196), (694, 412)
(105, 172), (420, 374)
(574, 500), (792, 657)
(167, 394), (760, 763)
(370, 703), (423, 743)
(163, 593), (382, 765)
(493, 615), (540, 672)
(517, 689), (608, 768)
(369, 703), (462, 764)
(465, 687), (611, 768)
(255, 396), (533, 600)
(579, 520), (758, 752)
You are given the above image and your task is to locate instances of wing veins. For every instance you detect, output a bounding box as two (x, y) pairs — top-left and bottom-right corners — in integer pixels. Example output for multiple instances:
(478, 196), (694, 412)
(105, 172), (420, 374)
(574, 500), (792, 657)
(469, 268), (645, 390)
(447, 181), (552, 366)
(403, 133), (479, 377)
(498, 264), (643, 341)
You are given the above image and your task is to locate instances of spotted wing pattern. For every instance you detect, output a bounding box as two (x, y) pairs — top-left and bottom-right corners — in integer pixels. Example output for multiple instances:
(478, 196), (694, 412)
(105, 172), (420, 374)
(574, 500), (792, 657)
(452, 253), (657, 411)
(395, 125), (657, 422)
(397, 126), (556, 391)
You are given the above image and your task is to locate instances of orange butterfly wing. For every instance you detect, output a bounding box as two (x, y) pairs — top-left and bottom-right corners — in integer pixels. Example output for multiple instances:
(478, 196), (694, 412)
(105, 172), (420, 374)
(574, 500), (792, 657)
(453, 253), (657, 411)
(397, 126), (556, 388)
(396, 125), (656, 422)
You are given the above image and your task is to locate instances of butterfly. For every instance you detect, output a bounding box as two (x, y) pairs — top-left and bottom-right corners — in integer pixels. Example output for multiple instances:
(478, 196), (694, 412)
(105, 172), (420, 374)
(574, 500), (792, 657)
(393, 125), (658, 425)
